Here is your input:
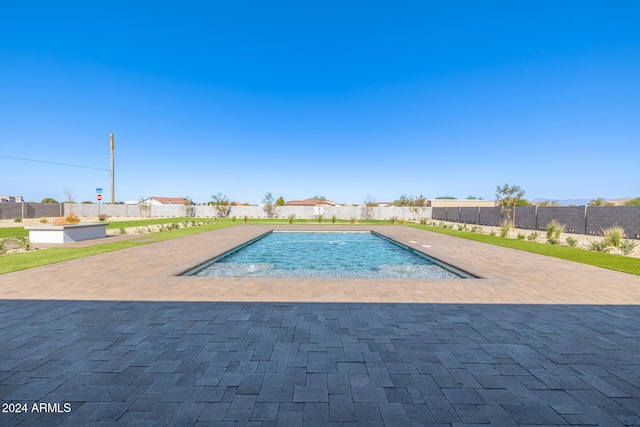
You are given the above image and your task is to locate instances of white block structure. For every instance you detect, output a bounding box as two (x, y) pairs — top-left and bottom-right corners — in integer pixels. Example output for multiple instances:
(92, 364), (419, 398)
(25, 223), (109, 244)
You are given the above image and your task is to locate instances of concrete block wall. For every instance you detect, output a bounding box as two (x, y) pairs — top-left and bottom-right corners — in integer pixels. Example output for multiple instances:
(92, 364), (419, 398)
(431, 207), (446, 221)
(514, 206), (537, 230)
(479, 207), (501, 226)
(0, 202), (64, 219)
(460, 207), (480, 224)
(536, 206), (586, 234)
(585, 206), (640, 238)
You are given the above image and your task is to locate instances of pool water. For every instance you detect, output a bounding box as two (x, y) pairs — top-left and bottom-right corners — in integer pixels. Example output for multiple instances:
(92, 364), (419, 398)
(187, 231), (470, 279)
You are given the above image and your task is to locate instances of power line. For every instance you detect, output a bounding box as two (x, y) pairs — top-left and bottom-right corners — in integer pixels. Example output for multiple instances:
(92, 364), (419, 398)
(0, 154), (109, 171)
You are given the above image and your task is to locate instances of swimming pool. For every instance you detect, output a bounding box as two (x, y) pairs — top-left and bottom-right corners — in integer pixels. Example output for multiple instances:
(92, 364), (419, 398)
(183, 231), (472, 279)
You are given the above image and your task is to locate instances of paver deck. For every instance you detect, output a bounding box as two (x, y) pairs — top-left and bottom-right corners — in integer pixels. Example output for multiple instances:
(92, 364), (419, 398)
(1, 224), (639, 425)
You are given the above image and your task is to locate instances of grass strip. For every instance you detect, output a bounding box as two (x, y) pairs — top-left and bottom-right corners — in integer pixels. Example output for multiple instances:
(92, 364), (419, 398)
(407, 223), (640, 276)
(0, 222), (234, 275)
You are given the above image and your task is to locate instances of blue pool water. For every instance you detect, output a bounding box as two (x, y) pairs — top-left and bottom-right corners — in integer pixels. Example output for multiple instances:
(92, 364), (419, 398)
(187, 231), (469, 279)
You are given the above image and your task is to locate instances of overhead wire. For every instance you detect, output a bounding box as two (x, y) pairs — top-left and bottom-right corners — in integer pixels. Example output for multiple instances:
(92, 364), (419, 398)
(0, 154), (109, 171)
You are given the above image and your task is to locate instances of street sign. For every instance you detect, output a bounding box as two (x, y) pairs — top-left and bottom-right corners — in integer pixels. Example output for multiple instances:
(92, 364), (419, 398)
(97, 194), (102, 201)
(96, 188), (103, 193)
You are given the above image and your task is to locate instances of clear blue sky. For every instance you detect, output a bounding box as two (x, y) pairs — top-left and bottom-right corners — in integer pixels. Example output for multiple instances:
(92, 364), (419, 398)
(1, 1), (638, 204)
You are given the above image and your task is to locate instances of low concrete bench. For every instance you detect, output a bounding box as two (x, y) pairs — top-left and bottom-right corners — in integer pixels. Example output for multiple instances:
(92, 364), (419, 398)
(25, 223), (109, 244)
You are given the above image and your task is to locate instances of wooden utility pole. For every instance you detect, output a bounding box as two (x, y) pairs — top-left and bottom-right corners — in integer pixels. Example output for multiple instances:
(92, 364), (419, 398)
(109, 134), (115, 204)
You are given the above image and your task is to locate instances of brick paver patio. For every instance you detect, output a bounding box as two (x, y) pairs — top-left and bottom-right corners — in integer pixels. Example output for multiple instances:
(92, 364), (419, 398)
(1, 225), (639, 426)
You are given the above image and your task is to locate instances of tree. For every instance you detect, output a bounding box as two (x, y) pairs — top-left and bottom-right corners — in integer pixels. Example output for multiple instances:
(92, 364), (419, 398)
(210, 193), (231, 219)
(624, 197), (640, 206)
(276, 196), (285, 206)
(41, 197), (58, 203)
(536, 200), (560, 206)
(495, 183), (525, 229)
(360, 197), (378, 220)
(435, 196), (456, 199)
(394, 194), (411, 207)
(589, 197), (615, 206)
(408, 194), (428, 220)
(182, 196), (196, 217)
(263, 192), (277, 218)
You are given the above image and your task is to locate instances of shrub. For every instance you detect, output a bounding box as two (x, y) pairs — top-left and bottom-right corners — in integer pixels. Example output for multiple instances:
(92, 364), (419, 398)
(565, 236), (579, 248)
(288, 214), (295, 224)
(620, 239), (637, 256)
(13, 236), (31, 251)
(119, 227), (127, 235)
(243, 215), (248, 223)
(517, 233), (526, 240)
(400, 218), (406, 225)
(489, 231), (497, 237)
(39, 217), (48, 223)
(470, 225), (483, 233)
(499, 221), (511, 238)
(457, 224), (468, 231)
(350, 217), (357, 224)
(586, 240), (610, 252)
(390, 216), (397, 224)
(331, 215), (337, 223)
(419, 218), (427, 225)
(317, 215), (323, 223)
(527, 231), (539, 241)
(14, 217), (22, 223)
(98, 214), (108, 222)
(602, 226), (625, 248)
(546, 220), (564, 240)
(231, 216), (237, 223)
(0, 239), (7, 256)
(547, 237), (560, 245)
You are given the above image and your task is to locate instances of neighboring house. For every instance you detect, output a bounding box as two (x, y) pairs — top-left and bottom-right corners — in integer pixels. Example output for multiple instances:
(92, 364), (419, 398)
(139, 197), (190, 205)
(0, 195), (24, 202)
(284, 197), (338, 207)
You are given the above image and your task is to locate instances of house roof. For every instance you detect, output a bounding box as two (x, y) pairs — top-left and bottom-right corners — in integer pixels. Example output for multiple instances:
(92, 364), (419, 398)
(284, 197), (337, 206)
(146, 197), (190, 205)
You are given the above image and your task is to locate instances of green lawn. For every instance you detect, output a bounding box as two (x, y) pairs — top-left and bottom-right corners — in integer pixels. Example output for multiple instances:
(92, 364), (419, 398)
(407, 223), (640, 276)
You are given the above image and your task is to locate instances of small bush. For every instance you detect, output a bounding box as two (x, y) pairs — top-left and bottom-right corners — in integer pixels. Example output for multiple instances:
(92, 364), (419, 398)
(400, 218), (406, 225)
(98, 214), (108, 222)
(14, 217), (22, 223)
(499, 221), (511, 238)
(489, 230), (497, 236)
(457, 224), (468, 231)
(13, 236), (32, 251)
(470, 225), (483, 233)
(231, 216), (237, 223)
(39, 217), (48, 223)
(419, 218), (427, 225)
(317, 215), (323, 223)
(602, 226), (625, 248)
(437, 222), (445, 228)
(620, 239), (637, 256)
(350, 217), (357, 224)
(527, 231), (539, 241)
(0, 239), (7, 255)
(119, 227), (127, 235)
(565, 236), (579, 248)
(331, 215), (337, 223)
(243, 215), (248, 223)
(587, 240), (610, 252)
(390, 216), (397, 224)
(547, 237), (560, 245)
(288, 214), (295, 224)
(546, 220), (564, 240)
(517, 233), (525, 240)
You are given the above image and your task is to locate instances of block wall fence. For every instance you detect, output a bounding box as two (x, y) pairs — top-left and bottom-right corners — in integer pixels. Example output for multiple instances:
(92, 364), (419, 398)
(3, 202), (637, 239)
(431, 206), (640, 239)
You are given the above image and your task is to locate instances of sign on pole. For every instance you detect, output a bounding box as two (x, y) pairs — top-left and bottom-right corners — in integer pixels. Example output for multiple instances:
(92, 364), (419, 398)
(97, 194), (102, 201)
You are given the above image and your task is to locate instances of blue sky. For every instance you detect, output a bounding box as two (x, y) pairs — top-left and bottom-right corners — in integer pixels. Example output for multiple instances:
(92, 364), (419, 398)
(1, 1), (638, 204)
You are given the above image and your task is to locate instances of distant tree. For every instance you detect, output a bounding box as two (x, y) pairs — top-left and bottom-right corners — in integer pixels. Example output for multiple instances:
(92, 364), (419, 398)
(408, 194), (428, 220)
(516, 199), (531, 206)
(588, 197), (615, 206)
(81, 201), (93, 204)
(495, 183), (525, 229)
(624, 197), (640, 206)
(360, 197), (378, 220)
(314, 195), (327, 202)
(536, 200), (560, 206)
(394, 194), (412, 207)
(41, 197), (59, 203)
(263, 192), (277, 218)
(182, 196), (196, 217)
(435, 196), (456, 199)
(210, 193), (231, 219)
(276, 196), (285, 206)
